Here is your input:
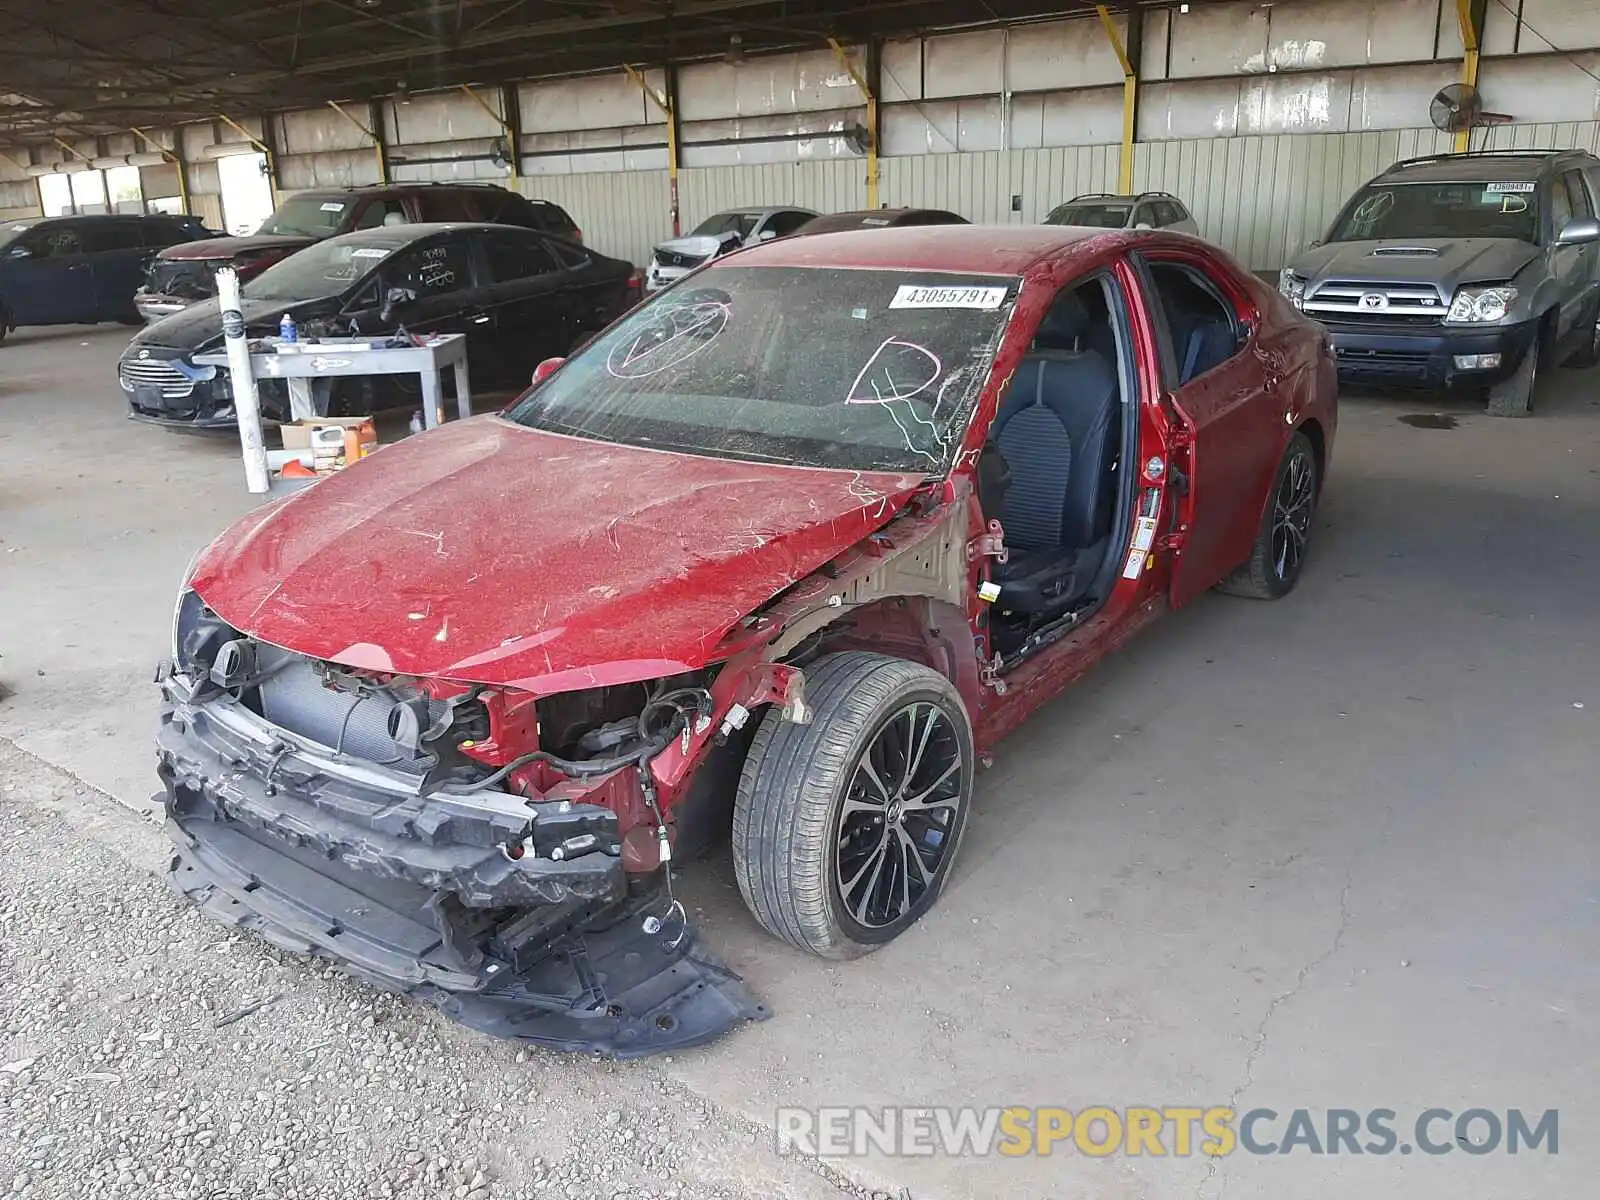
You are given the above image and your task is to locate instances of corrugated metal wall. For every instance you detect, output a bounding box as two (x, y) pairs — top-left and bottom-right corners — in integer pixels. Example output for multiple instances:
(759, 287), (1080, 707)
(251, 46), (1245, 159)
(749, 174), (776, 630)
(513, 171), (670, 269)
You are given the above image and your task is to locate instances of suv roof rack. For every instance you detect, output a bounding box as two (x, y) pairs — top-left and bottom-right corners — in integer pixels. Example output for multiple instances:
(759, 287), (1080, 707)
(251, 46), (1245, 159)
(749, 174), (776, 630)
(1384, 149), (1591, 172)
(1067, 190), (1184, 203)
(334, 181), (513, 192)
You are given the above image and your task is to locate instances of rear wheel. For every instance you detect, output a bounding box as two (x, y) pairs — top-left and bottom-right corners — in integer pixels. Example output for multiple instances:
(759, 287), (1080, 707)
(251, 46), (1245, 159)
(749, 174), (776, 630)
(1486, 323), (1545, 417)
(732, 652), (974, 959)
(1218, 430), (1319, 600)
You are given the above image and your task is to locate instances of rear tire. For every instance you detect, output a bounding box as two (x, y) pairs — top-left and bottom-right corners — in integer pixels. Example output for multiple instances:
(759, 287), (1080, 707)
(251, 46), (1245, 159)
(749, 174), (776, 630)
(732, 652), (974, 960)
(1217, 430), (1319, 600)
(1486, 326), (1544, 417)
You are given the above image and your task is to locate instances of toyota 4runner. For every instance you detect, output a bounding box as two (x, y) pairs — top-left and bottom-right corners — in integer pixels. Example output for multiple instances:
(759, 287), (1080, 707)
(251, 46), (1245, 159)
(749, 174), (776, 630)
(1279, 150), (1600, 416)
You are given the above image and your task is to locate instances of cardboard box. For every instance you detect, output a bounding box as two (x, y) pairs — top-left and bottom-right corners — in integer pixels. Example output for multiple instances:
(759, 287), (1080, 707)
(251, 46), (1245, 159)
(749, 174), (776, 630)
(280, 417), (377, 473)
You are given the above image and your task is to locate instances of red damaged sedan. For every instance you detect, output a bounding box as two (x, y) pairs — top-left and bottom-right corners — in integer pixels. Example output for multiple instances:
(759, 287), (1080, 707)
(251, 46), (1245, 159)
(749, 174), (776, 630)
(158, 226), (1336, 1056)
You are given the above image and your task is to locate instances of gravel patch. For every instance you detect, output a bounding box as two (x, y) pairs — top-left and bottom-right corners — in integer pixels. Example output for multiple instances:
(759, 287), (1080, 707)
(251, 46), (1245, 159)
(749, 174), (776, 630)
(0, 740), (872, 1200)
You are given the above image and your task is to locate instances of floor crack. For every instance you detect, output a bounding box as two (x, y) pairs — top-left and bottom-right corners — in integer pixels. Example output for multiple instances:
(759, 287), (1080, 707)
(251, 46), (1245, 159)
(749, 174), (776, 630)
(1196, 863), (1355, 1200)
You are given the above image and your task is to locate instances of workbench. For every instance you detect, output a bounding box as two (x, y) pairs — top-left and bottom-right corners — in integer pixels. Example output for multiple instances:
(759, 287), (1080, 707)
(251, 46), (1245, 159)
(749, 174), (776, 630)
(194, 333), (473, 429)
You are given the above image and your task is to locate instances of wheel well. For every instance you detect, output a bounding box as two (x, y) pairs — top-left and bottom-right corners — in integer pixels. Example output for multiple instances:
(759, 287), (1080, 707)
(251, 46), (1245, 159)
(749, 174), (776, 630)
(1297, 417), (1327, 490)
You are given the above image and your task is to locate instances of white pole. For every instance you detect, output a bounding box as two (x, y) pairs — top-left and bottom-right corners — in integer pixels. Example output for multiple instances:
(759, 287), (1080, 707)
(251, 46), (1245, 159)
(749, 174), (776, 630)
(215, 266), (270, 495)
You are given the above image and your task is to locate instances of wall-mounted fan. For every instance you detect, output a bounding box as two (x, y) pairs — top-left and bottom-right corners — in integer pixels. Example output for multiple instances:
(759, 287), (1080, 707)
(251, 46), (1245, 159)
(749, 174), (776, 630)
(841, 122), (871, 156)
(1429, 83), (1513, 147)
(488, 138), (511, 170)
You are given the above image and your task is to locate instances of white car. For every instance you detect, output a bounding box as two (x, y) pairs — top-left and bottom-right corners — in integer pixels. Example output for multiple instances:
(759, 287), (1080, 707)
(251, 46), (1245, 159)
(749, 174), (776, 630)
(1043, 192), (1200, 236)
(644, 207), (818, 292)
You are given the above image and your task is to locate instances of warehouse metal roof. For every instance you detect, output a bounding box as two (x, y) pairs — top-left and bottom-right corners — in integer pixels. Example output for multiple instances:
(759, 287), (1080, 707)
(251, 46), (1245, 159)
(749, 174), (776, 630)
(1, 1), (1187, 147)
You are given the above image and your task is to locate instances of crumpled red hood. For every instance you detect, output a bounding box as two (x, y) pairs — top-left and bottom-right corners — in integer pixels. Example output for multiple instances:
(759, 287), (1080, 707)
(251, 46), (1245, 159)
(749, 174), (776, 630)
(191, 419), (925, 694)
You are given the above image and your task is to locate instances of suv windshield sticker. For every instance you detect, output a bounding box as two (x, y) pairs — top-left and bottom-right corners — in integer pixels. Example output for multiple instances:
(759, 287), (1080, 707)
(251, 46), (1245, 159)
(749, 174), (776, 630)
(319, 202), (347, 212)
(349, 247), (389, 259)
(1485, 182), (1536, 194)
(890, 285), (1008, 310)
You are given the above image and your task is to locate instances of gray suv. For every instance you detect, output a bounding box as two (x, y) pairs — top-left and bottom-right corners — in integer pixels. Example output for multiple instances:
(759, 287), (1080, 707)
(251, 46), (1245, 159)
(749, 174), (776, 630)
(1279, 150), (1600, 416)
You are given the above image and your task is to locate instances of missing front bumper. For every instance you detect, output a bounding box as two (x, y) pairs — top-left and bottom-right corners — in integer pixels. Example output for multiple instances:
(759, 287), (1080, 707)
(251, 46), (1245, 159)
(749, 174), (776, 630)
(157, 699), (767, 1057)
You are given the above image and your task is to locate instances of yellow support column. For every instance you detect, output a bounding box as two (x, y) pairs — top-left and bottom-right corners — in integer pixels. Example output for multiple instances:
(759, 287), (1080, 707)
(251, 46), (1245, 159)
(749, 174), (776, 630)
(624, 63), (680, 236)
(1455, 0), (1487, 153)
(1096, 5), (1140, 195)
(327, 100), (388, 184)
(459, 84), (518, 188)
(132, 127), (189, 215)
(828, 38), (878, 210)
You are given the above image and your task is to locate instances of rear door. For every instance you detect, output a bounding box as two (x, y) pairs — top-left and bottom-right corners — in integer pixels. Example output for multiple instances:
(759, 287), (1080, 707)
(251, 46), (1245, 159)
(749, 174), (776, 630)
(472, 228), (574, 383)
(4, 222), (96, 323)
(85, 219), (151, 319)
(1555, 169), (1600, 339)
(1132, 251), (1287, 606)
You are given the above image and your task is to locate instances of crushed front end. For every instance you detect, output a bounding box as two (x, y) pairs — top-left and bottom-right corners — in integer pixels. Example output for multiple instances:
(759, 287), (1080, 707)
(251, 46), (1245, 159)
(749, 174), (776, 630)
(155, 594), (767, 1057)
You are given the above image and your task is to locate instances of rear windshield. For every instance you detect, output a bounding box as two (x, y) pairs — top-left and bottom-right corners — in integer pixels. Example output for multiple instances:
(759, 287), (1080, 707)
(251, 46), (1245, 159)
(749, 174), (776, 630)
(1329, 181), (1540, 243)
(504, 265), (1016, 473)
(1044, 203), (1131, 229)
(257, 196), (351, 238)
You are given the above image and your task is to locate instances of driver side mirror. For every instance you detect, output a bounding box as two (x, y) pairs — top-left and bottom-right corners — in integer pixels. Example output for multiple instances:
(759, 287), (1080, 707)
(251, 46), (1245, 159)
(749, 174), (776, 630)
(756, 228), (778, 242)
(1134, 222), (1154, 231)
(380, 285), (417, 324)
(531, 356), (565, 386)
(1555, 217), (1600, 246)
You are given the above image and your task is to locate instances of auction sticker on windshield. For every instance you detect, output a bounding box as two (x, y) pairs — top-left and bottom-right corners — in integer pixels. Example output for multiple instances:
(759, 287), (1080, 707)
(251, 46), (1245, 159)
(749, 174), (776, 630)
(1484, 182), (1536, 194)
(350, 247), (389, 259)
(890, 285), (1008, 310)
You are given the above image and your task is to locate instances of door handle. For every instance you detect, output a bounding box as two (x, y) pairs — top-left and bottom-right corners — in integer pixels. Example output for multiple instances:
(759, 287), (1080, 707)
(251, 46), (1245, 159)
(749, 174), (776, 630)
(469, 313), (491, 325)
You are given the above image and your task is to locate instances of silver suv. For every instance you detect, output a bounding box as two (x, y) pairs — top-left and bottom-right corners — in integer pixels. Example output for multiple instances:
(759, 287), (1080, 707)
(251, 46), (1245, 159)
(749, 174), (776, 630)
(645, 207), (817, 292)
(1279, 150), (1600, 416)
(1043, 192), (1199, 236)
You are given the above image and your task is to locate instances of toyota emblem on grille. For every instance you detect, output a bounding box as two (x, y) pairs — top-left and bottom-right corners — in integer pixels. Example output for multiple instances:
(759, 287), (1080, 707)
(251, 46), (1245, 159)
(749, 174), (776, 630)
(1359, 292), (1388, 311)
(138, 349), (150, 359)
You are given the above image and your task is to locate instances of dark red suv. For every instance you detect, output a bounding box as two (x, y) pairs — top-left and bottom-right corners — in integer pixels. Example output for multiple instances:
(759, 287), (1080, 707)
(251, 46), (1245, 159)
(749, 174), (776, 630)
(134, 182), (579, 321)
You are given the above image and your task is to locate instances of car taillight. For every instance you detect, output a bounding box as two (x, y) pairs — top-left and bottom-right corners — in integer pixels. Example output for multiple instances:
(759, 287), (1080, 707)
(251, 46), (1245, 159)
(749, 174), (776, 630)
(573, 230), (584, 244)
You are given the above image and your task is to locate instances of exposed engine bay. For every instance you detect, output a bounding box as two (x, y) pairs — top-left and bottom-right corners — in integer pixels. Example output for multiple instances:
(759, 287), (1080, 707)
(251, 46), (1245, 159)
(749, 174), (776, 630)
(156, 597), (767, 1056)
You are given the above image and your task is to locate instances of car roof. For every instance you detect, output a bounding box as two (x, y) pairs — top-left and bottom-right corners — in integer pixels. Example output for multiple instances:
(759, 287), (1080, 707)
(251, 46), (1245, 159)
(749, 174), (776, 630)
(799, 209), (966, 232)
(1380, 152), (1595, 185)
(322, 221), (530, 247)
(724, 223), (1123, 275)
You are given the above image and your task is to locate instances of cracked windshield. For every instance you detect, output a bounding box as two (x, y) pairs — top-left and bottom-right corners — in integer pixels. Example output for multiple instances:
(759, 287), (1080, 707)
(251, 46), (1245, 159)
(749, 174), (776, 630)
(505, 266), (1016, 473)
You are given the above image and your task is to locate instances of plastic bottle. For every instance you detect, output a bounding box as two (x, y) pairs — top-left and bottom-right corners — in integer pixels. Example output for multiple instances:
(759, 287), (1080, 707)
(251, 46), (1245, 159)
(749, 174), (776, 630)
(278, 312), (297, 344)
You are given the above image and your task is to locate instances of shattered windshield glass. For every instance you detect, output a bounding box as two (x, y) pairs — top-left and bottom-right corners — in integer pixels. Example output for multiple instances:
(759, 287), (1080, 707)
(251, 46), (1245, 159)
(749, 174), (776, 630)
(505, 266), (1016, 473)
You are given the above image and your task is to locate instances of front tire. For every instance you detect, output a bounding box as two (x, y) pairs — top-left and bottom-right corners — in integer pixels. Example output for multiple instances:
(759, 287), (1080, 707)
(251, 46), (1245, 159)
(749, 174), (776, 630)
(1218, 430), (1319, 600)
(732, 652), (974, 959)
(1487, 327), (1544, 417)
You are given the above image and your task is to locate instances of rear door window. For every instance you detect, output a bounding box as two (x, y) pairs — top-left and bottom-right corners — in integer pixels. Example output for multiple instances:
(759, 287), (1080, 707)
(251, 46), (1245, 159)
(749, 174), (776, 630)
(478, 230), (561, 284)
(413, 190), (476, 222)
(84, 222), (145, 253)
(1562, 170), (1594, 220)
(1143, 260), (1244, 386)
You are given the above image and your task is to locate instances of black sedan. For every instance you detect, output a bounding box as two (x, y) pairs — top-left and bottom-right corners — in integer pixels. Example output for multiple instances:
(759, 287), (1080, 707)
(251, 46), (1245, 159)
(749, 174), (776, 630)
(120, 222), (635, 429)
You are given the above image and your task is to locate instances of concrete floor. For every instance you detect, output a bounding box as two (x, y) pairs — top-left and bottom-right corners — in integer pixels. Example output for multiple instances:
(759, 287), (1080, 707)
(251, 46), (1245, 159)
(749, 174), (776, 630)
(2, 322), (1597, 1199)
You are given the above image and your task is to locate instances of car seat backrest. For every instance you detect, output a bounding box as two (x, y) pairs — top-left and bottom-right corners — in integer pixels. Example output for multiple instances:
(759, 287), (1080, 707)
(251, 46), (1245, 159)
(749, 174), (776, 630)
(993, 350), (1119, 554)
